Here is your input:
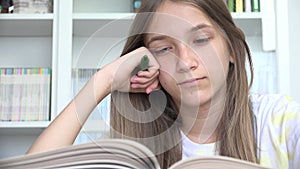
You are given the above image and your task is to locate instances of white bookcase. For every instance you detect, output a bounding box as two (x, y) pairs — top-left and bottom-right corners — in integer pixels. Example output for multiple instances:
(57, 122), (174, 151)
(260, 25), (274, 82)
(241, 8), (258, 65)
(0, 0), (58, 158)
(1, 0), (299, 159)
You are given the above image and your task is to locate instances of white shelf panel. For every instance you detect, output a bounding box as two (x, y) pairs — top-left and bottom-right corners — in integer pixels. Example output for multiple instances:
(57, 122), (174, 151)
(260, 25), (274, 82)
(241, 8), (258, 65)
(0, 13), (54, 20)
(231, 12), (263, 37)
(73, 12), (261, 20)
(73, 13), (135, 20)
(73, 0), (132, 13)
(73, 13), (134, 37)
(0, 121), (50, 128)
(0, 14), (54, 37)
(73, 12), (262, 37)
(234, 18), (262, 37)
(231, 12), (262, 19)
(0, 37), (52, 68)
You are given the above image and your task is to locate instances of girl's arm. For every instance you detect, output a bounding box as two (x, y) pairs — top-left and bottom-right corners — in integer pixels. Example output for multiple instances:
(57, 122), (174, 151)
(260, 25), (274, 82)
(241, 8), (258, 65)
(26, 47), (159, 154)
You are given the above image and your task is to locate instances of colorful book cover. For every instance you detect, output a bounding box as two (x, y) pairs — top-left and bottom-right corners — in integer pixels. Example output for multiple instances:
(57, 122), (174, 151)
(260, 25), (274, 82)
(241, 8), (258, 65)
(252, 0), (260, 12)
(244, 0), (252, 12)
(0, 68), (51, 122)
(227, 0), (235, 12)
(236, 0), (244, 12)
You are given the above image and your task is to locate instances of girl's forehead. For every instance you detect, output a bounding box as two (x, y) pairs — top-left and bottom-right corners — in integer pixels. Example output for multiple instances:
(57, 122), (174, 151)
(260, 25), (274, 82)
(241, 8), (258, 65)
(153, 1), (212, 26)
(144, 2), (214, 40)
(144, 13), (215, 44)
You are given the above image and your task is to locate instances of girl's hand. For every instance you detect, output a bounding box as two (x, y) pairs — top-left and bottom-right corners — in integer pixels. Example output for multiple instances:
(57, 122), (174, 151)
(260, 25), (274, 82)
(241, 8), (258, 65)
(102, 47), (160, 94)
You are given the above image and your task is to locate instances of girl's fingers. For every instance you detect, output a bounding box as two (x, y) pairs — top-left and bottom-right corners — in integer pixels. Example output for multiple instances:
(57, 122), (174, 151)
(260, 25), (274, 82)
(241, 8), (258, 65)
(145, 80), (161, 94)
(131, 77), (157, 88)
(130, 78), (160, 94)
(137, 68), (158, 78)
(131, 69), (159, 84)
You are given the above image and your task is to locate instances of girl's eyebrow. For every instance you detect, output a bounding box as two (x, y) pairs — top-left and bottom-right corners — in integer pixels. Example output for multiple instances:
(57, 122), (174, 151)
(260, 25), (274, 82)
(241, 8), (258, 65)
(189, 23), (213, 33)
(146, 24), (213, 45)
(146, 35), (168, 46)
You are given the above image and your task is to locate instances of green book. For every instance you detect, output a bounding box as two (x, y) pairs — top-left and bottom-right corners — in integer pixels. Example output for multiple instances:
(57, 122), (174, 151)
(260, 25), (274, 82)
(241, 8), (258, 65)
(252, 0), (260, 12)
(227, 0), (235, 12)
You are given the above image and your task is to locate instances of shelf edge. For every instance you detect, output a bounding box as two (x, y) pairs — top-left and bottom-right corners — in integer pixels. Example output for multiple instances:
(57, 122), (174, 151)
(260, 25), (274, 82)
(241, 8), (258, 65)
(0, 13), (54, 20)
(73, 13), (135, 20)
(0, 121), (51, 128)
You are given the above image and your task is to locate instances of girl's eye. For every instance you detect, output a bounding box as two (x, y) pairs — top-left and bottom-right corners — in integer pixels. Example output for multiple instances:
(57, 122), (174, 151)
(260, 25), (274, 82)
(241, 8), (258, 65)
(193, 37), (210, 45)
(153, 47), (172, 56)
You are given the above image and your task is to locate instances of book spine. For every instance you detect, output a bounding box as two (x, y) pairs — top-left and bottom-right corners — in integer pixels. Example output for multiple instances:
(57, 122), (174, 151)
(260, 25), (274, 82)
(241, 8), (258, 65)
(20, 68), (26, 121)
(0, 69), (7, 121)
(244, 0), (252, 13)
(6, 68), (13, 121)
(0, 67), (51, 121)
(236, 0), (244, 12)
(44, 68), (51, 121)
(0, 69), (3, 121)
(252, 0), (260, 12)
(11, 69), (19, 121)
(227, 0), (235, 12)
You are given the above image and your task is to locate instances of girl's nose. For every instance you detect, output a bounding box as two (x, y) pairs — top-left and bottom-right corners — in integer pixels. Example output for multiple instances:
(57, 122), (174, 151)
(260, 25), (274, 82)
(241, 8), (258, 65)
(176, 43), (199, 72)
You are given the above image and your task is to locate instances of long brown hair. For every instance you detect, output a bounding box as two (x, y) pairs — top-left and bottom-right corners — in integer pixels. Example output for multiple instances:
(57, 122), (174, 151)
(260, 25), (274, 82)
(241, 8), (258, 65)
(110, 0), (257, 168)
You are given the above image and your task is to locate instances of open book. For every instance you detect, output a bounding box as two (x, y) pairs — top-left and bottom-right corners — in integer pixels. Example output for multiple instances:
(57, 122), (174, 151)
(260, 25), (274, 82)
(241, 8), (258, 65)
(0, 139), (270, 169)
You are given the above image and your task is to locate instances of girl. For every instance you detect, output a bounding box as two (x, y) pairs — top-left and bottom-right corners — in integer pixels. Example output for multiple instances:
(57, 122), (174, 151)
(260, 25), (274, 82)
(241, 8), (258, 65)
(27, 1), (300, 169)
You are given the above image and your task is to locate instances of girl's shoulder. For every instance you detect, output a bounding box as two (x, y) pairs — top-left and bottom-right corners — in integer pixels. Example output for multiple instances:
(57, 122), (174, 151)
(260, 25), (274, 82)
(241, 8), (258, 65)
(250, 94), (300, 168)
(249, 93), (300, 127)
(250, 93), (299, 111)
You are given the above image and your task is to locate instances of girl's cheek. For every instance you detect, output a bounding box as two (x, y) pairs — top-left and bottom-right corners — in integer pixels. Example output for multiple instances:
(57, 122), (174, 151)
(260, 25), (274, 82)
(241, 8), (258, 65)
(158, 62), (175, 77)
(159, 74), (173, 88)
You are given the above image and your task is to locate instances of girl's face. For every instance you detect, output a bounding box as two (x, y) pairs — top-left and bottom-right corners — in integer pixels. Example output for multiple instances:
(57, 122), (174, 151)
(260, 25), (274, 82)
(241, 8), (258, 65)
(145, 1), (232, 110)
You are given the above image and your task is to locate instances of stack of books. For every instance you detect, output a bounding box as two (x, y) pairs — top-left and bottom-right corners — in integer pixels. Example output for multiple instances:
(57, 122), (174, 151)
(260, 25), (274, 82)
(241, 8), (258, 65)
(13, 0), (53, 14)
(0, 68), (51, 122)
(226, 0), (260, 13)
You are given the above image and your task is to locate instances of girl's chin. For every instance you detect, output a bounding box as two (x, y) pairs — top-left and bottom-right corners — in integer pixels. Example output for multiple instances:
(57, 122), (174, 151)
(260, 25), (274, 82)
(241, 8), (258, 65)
(180, 95), (211, 108)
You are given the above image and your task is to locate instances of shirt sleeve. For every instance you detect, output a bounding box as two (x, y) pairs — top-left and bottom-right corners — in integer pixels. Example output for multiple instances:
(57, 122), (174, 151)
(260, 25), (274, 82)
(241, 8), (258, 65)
(251, 94), (300, 169)
(282, 96), (300, 169)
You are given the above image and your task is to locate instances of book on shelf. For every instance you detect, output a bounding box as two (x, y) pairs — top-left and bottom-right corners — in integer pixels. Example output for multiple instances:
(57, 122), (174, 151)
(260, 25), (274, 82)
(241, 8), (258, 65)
(225, 0), (260, 13)
(227, 0), (235, 12)
(12, 0), (53, 14)
(0, 68), (51, 122)
(0, 139), (270, 169)
(251, 0), (260, 12)
(0, 0), (14, 13)
(244, 0), (252, 13)
(235, 0), (244, 12)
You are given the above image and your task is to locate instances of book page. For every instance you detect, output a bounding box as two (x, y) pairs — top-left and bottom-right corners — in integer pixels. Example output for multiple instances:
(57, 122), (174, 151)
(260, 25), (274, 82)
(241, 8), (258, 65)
(169, 156), (271, 169)
(0, 139), (161, 169)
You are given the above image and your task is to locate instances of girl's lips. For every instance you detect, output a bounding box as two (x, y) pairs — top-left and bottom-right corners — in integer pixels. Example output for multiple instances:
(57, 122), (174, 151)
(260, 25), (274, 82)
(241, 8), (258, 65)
(177, 77), (206, 87)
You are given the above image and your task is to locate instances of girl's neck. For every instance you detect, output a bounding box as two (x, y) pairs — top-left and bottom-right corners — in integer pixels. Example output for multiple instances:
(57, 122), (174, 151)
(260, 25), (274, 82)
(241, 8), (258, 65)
(180, 100), (224, 144)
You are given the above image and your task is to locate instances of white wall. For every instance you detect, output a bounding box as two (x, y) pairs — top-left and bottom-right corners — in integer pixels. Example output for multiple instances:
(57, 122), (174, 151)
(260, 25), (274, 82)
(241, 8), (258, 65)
(288, 0), (300, 102)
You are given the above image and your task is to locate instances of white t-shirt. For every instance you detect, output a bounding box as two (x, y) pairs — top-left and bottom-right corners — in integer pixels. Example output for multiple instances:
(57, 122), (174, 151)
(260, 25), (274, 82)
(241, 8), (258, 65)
(181, 94), (300, 169)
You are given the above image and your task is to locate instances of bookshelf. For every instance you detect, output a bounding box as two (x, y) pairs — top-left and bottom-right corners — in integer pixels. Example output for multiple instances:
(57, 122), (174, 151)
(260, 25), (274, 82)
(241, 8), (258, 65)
(0, 0), (58, 159)
(1, 0), (299, 159)
(0, 14), (53, 36)
(0, 5), (57, 129)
